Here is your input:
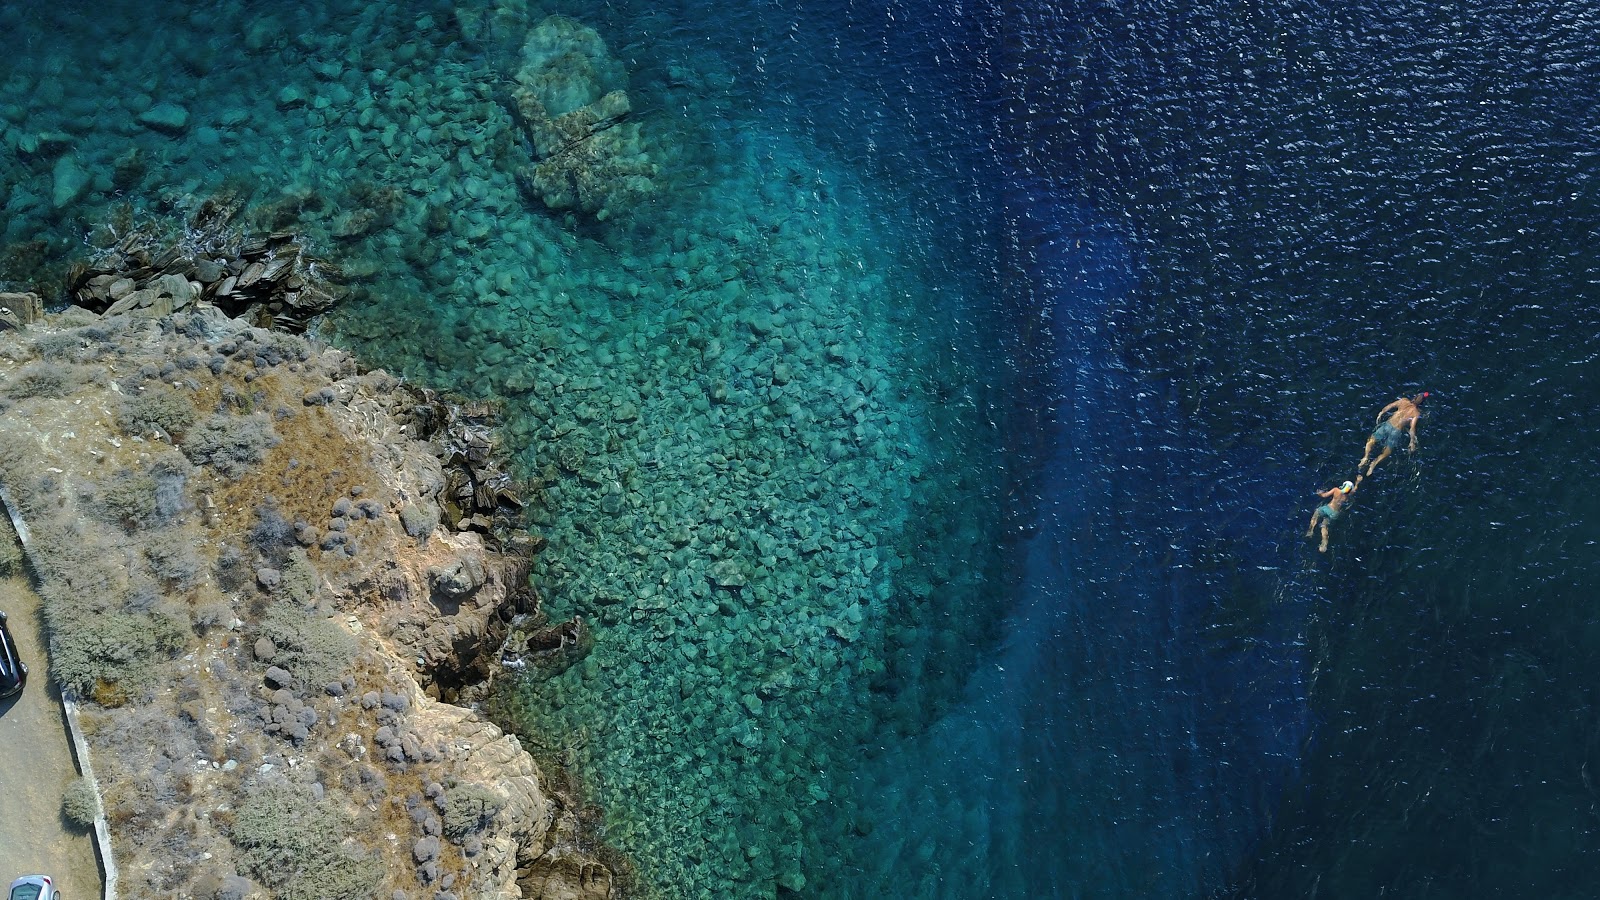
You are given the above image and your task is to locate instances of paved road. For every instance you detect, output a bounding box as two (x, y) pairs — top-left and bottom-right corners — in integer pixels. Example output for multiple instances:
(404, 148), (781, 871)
(0, 575), (101, 900)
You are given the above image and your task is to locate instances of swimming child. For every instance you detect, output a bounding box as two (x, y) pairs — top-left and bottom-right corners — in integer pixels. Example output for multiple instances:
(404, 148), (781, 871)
(1306, 478), (1358, 553)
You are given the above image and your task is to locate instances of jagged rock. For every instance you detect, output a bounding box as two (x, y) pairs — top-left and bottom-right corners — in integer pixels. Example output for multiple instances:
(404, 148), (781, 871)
(147, 273), (200, 311)
(400, 502), (440, 538)
(521, 850), (615, 900)
(429, 556), (487, 599)
(0, 292), (43, 330)
(193, 257), (223, 282)
(84, 274), (119, 301)
(103, 288), (159, 317)
(64, 201), (345, 331)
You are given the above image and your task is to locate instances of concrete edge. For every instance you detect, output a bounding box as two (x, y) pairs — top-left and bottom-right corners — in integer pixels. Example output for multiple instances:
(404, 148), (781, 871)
(1, 484), (118, 900)
(61, 691), (118, 900)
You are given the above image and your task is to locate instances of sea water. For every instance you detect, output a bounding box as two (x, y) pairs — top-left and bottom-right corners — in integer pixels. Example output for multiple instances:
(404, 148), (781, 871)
(1025, 1), (1600, 897)
(2, 0), (1598, 897)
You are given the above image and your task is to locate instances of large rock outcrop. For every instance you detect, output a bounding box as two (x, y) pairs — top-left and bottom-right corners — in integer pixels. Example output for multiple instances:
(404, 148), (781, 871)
(0, 295), (615, 899)
(508, 16), (657, 222)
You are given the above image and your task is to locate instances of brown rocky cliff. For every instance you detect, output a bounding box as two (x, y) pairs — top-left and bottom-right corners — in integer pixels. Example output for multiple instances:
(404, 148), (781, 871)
(0, 304), (616, 900)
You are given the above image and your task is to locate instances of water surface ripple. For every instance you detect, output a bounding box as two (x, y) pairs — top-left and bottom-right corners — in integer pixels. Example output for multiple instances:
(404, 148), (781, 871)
(1008, 0), (1600, 895)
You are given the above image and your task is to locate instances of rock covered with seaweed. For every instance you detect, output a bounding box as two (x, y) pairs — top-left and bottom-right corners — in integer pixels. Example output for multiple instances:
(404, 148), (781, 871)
(0, 297), (616, 899)
(507, 15), (658, 223)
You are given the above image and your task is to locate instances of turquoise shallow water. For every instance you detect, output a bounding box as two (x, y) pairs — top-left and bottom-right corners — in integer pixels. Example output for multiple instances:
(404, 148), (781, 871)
(1, 1), (1019, 896)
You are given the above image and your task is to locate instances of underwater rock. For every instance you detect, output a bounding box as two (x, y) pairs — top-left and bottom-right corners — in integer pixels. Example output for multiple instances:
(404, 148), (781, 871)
(136, 102), (191, 134)
(332, 209), (377, 240)
(516, 16), (627, 115)
(709, 559), (748, 590)
(276, 85), (307, 109)
(15, 130), (72, 159)
(508, 16), (658, 223)
(50, 154), (92, 208)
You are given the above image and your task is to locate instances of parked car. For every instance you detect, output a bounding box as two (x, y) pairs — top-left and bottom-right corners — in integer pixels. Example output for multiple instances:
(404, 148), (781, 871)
(0, 610), (25, 698)
(7, 875), (59, 900)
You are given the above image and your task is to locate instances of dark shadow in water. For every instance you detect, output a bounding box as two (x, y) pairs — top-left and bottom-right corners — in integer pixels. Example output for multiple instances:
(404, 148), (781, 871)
(1000, 187), (1311, 897)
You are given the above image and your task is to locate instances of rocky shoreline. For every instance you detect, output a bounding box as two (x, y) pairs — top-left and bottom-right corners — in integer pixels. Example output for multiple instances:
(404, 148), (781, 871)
(0, 261), (617, 898)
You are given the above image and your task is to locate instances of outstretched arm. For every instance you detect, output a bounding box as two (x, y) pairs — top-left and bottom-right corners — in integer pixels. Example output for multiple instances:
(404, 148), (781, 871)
(1376, 400), (1401, 423)
(1407, 417), (1419, 451)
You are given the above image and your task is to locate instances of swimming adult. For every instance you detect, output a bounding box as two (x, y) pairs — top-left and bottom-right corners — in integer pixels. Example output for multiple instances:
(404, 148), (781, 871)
(1358, 391), (1429, 476)
(1306, 479), (1358, 553)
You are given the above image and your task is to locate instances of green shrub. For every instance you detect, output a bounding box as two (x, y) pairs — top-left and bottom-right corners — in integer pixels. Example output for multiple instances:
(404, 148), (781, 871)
(259, 604), (355, 690)
(150, 456), (191, 522)
(443, 783), (506, 839)
(279, 549), (319, 605)
(180, 413), (279, 477)
(25, 520), (126, 608)
(46, 599), (188, 697)
(0, 362), (95, 400)
(62, 777), (101, 829)
(119, 389), (199, 438)
(143, 529), (203, 588)
(248, 501), (294, 565)
(0, 431), (46, 518)
(190, 598), (234, 634)
(229, 782), (382, 900)
(99, 470), (159, 529)
(33, 331), (88, 360)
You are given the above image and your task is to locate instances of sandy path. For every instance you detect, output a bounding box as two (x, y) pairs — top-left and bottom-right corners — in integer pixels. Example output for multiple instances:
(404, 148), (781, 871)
(0, 576), (102, 900)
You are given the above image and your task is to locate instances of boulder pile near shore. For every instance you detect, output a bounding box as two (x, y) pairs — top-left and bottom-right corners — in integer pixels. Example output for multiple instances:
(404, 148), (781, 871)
(65, 199), (346, 331)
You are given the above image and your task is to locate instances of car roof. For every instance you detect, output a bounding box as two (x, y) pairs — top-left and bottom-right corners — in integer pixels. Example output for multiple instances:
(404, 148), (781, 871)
(9, 875), (52, 900)
(0, 626), (17, 678)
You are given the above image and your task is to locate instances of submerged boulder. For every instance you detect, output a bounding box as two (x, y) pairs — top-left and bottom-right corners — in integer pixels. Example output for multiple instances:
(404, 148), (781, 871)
(51, 154), (92, 209)
(136, 102), (191, 134)
(508, 16), (658, 223)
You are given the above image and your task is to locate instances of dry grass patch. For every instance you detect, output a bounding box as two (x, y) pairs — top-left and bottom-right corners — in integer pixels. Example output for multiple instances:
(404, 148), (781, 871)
(214, 392), (367, 550)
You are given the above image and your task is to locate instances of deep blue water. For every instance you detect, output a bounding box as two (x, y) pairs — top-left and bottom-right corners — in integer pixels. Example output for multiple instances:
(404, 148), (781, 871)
(993, 0), (1600, 896)
(810, 0), (1600, 895)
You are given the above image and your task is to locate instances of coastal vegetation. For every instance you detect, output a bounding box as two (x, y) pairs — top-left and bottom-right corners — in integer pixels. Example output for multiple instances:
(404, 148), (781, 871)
(0, 299), (614, 898)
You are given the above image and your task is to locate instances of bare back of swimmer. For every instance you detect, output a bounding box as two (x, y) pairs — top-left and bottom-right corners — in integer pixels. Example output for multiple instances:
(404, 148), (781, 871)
(1359, 391), (1428, 476)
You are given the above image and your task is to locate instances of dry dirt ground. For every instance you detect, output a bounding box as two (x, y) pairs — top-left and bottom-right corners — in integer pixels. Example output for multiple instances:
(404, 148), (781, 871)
(0, 575), (101, 900)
